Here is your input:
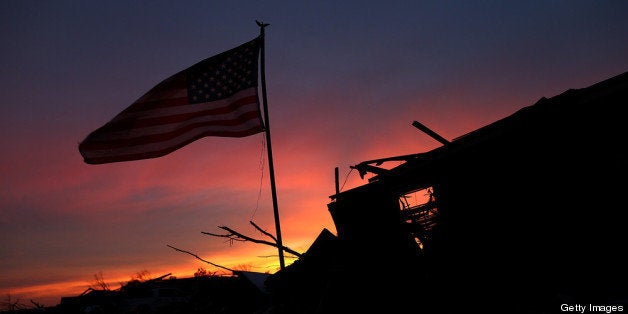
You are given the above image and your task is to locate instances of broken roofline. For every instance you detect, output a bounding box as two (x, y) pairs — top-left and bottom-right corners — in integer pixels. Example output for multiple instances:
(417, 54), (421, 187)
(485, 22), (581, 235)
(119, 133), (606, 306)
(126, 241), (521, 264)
(343, 70), (628, 186)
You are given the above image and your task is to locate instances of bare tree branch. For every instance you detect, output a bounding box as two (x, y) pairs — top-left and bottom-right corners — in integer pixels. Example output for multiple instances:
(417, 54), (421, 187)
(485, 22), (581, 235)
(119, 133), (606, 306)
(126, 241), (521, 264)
(257, 255), (298, 259)
(250, 220), (277, 242)
(202, 226), (303, 258)
(166, 244), (234, 272)
(202, 230), (247, 242)
(30, 300), (44, 309)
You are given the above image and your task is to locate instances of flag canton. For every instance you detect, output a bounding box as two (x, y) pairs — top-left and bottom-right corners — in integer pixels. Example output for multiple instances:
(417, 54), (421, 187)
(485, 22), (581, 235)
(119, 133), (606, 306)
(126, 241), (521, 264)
(187, 39), (260, 104)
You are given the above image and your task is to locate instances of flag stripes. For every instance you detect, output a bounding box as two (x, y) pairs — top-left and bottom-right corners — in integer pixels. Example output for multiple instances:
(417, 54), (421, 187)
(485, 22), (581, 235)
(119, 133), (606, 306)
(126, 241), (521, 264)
(79, 37), (264, 164)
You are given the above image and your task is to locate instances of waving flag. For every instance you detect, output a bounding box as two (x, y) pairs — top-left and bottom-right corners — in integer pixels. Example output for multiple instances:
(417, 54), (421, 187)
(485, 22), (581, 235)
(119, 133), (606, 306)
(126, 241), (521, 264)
(79, 36), (264, 164)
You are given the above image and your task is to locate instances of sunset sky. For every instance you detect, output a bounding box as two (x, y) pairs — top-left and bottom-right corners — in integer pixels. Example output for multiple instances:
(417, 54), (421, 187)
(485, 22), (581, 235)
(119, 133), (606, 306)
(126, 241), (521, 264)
(2, 1), (628, 306)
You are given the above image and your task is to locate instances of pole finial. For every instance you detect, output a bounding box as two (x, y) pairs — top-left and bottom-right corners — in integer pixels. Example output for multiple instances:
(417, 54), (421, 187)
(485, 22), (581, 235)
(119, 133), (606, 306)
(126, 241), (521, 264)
(256, 20), (270, 28)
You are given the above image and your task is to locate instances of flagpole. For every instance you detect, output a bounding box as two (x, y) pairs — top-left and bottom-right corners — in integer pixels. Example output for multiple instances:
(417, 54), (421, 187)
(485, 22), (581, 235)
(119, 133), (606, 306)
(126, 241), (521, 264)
(256, 20), (285, 270)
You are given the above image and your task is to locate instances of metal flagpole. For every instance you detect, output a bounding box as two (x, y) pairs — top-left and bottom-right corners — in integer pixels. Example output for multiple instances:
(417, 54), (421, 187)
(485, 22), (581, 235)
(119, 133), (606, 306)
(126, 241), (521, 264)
(256, 20), (286, 270)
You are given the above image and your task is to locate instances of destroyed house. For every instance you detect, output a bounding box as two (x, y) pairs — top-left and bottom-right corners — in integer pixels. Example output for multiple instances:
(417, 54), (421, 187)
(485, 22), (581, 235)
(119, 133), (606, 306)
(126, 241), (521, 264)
(270, 71), (628, 313)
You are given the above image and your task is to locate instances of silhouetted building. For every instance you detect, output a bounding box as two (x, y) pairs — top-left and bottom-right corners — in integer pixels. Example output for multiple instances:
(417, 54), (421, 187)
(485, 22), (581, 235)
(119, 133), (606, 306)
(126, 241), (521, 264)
(267, 70), (628, 313)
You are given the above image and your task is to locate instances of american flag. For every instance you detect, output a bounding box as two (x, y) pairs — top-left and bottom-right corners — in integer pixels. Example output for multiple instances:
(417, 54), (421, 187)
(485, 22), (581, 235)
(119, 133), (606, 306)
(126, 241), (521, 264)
(79, 36), (264, 164)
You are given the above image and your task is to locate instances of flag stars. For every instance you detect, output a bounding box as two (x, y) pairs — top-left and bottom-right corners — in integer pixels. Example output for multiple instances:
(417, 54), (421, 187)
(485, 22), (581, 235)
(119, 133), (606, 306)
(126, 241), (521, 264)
(186, 38), (259, 104)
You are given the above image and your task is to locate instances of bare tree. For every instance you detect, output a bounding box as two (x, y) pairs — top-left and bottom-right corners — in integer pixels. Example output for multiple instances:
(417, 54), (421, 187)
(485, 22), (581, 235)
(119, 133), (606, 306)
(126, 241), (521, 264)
(233, 264), (253, 272)
(92, 271), (110, 291)
(131, 269), (152, 282)
(193, 267), (217, 277)
(1, 292), (26, 311)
